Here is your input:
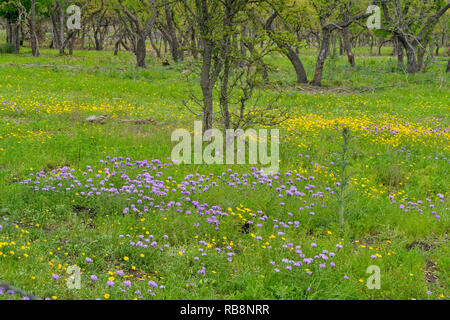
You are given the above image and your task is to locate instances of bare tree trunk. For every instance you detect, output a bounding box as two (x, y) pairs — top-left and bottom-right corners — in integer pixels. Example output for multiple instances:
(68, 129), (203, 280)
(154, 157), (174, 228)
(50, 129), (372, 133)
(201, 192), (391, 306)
(68, 31), (77, 56)
(29, 0), (40, 57)
(342, 26), (354, 67)
(80, 28), (86, 49)
(50, 1), (65, 54)
(136, 35), (147, 68)
(20, 23), (24, 46)
(201, 45), (214, 131)
(114, 39), (121, 56)
(286, 47), (308, 84)
(394, 37), (404, 69)
(164, 0), (180, 62)
(378, 39), (385, 56)
(94, 30), (105, 51)
(59, 1), (65, 54)
(399, 39), (419, 73)
(417, 42), (429, 71)
(6, 20), (20, 53)
(220, 56), (231, 130)
(331, 33), (337, 55)
(429, 41), (435, 63)
(6, 21), (11, 43)
(190, 28), (198, 60)
(163, 37), (168, 54)
(446, 59), (450, 73)
(93, 11), (108, 51)
(312, 28), (331, 86)
(190, 29), (198, 60)
(369, 34), (374, 56)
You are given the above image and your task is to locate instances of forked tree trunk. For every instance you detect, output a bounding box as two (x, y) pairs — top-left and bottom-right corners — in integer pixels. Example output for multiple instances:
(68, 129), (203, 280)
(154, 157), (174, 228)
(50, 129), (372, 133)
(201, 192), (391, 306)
(94, 30), (105, 51)
(403, 41), (419, 74)
(394, 37), (404, 69)
(342, 26), (354, 67)
(312, 28), (331, 86)
(149, 31), (161, 58)
(50, 2), (65, 54)
(262, 11), (308, 84)
(417, 42), (429, 71)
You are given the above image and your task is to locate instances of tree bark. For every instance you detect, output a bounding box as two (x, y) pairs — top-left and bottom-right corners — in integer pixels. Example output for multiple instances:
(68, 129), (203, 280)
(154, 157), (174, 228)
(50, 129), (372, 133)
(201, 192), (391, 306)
(200, 41), (214, 132)
(220, 56), (231, 130)
(94, 30), (105, 51)
(6, 19), (20, 53)
(369, 34), (374, 56)
(29, 0), (39, 57)
(342, 26), (354, 67)
(58, 1), (65, 54)
(190, 28), (198, 60)
(136, 35), (147, 68)
(312, 28), (331, 86)
(163, 0), (180, 62)
(50, 1), (65, 54)
(394, 37), (404, 69)
(398, 38), (419, 74)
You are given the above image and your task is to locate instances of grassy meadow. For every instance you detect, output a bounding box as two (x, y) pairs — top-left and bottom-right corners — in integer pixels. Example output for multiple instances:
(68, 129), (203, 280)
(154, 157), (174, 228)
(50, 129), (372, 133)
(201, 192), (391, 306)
(0, 46), (448, 300)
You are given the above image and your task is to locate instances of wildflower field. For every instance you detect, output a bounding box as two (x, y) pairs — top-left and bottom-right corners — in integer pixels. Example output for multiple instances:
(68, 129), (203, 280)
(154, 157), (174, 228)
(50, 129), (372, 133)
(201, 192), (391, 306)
(0, 48), (448, 300)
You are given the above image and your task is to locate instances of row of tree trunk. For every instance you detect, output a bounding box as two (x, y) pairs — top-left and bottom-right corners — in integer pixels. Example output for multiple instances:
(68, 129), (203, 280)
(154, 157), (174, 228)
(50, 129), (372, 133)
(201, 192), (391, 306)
(3, 6), (449, 78)
(5, 19), (20, 53)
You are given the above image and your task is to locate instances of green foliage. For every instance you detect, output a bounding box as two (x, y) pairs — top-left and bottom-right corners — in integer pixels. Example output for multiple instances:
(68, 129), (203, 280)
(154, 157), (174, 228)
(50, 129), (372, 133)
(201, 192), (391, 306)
(0, 42), (14, 53)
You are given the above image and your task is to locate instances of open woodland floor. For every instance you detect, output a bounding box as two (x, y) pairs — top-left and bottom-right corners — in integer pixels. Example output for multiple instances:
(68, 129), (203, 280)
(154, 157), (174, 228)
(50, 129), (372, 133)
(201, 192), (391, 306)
(0, 47), (448, 300)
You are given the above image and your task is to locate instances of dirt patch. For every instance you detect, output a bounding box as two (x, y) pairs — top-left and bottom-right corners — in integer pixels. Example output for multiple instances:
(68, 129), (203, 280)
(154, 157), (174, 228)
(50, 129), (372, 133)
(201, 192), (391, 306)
(294, 85), (358, 95)
(406, 240), (439, 252)
(73, 205), (96, 216)
(425, 259), (442, 286)
(239, 222), (251, 234)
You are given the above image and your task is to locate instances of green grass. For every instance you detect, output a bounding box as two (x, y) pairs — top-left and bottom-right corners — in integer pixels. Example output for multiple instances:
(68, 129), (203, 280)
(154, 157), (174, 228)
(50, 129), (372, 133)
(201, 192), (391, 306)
(0, 47), (448, 300)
